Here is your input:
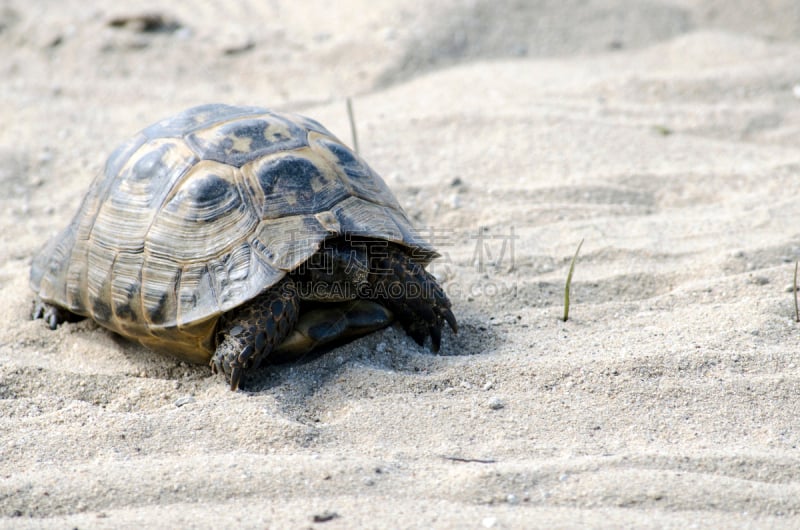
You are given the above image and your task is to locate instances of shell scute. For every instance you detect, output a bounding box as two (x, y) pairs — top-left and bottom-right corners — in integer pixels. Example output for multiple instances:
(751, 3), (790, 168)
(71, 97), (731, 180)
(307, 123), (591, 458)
(186, 114), (306, 167)
(242, 152), (349, 219)
(311, 135), (399, 209)
(146, 160), (257, 263)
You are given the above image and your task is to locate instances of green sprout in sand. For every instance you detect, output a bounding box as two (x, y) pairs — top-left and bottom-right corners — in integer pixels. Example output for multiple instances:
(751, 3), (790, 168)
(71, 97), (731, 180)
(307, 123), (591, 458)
(563, 239), (584, 322)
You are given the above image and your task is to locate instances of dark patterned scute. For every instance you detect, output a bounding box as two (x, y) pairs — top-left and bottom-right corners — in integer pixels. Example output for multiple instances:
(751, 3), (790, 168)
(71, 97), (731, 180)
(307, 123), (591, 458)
(186, 115), (307, 167)
(29, 103), (437, 361)
(253, 155), (349, 217)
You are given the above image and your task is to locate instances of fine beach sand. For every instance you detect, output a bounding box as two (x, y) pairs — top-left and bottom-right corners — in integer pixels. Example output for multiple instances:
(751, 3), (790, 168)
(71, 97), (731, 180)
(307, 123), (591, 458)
(2, 1), (800, 528)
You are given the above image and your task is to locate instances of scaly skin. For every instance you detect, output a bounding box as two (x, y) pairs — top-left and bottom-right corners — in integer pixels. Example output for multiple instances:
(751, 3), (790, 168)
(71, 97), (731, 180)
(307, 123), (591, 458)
(367, 244), (457, 352)
(211, 276), (300, 390)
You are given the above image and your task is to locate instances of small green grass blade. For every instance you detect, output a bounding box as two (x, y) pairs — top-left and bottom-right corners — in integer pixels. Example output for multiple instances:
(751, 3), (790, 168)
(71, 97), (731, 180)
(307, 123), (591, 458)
(563, 239), (584, 322)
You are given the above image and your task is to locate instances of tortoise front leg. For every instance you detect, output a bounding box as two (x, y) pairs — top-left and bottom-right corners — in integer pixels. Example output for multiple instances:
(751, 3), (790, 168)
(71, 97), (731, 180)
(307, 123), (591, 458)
(368, 246), (457, 352)
(211, 276), (300, 390)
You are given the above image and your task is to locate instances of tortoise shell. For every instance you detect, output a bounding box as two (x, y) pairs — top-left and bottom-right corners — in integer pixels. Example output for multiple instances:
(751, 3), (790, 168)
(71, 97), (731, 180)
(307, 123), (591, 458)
(30, 104), (435, 363)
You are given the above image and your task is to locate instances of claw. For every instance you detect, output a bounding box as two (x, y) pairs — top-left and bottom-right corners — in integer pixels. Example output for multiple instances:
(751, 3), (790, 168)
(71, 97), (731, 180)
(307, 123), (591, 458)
(237, 344), (255, 366)
(442, 308), (458, 334)
(408, 322), (427, 347)
(32, 298), (84, 330)
(229, 365), (242, 391)
(430, 322), (442, 353)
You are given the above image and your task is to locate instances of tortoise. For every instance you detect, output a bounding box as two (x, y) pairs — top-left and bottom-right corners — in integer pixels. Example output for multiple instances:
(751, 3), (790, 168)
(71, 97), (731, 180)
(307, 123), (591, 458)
(30, 103), (457, 390)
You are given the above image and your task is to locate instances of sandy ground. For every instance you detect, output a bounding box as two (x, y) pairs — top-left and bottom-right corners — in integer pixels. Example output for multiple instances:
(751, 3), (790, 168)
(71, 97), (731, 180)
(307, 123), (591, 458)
(2, 1), (800, 528)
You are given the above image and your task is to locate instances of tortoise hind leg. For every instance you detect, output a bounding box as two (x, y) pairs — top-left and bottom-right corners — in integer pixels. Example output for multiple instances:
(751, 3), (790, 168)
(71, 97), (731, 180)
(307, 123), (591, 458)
(32, 297), (85, 330)
(211, 276), (300, 391)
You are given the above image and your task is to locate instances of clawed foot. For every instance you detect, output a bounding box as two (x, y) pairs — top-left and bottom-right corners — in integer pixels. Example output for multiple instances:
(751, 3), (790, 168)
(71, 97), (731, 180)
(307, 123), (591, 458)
(210, 335), (259, 391)
(369, 246), (457, 352)
(31, 297), (80, 330)
(211, 278), (300, 390)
